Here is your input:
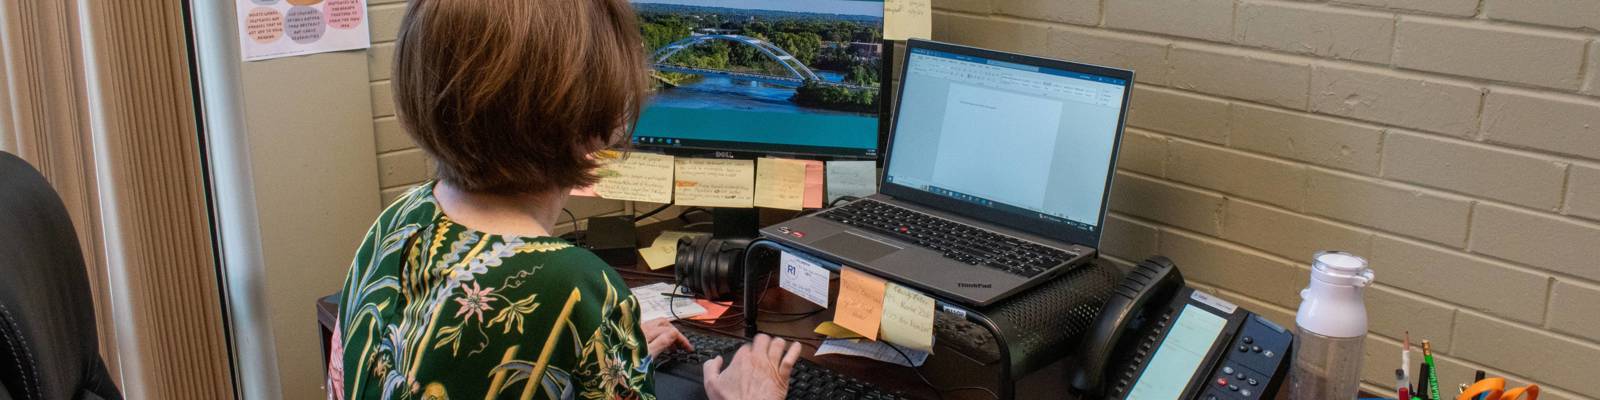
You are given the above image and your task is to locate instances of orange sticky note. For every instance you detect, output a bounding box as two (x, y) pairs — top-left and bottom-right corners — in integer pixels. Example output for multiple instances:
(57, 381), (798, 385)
(834, 267), (887, 340)
(690, 299), (732, 322)
(802, 160), (824, 209)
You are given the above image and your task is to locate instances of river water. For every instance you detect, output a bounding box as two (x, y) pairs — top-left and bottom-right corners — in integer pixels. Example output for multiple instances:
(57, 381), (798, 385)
(648, 70), (872, 116)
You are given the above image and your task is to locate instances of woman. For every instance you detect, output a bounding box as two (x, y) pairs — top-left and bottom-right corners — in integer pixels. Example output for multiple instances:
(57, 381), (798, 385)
(330, 0), (800, 399)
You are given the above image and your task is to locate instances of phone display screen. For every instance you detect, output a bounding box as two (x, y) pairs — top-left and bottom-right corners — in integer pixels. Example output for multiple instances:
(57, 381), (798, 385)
(1126, 304), (1228, 399)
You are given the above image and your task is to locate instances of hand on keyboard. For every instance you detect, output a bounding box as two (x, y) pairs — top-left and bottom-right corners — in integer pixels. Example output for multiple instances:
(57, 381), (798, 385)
(702, 334), (803, 400)
(643, 318), (694, 358)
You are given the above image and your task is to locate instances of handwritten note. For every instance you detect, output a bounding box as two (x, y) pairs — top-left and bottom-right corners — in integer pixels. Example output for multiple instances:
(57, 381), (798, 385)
(592, 151), (675, 204)
(883, 0), (932, 41)
(674, 158), (755, 208)
(803, 160), (825, 209)
(826, 160), (877, 203)
(879, 283), (936, 352)
(834, 267), (887, 340)
(779, 251), (831, 308)
(637, 231), (707, 270)
(815, 339), (929, 367)
(754, 158), (807, 210)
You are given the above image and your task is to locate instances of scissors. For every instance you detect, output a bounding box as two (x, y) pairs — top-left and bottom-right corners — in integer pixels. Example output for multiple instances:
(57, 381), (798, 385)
(1456, 377), (1539, 400)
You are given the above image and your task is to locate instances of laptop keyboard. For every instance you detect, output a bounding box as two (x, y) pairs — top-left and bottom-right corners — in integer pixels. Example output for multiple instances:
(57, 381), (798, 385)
(817, 199), (1077, 278)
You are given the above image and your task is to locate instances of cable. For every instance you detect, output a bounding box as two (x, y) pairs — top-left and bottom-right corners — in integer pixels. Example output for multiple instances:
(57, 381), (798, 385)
(882, 343), (1000, 400)
(828, 195), (860, 207)
(561, 208), (580, 241)
(634, 203), (672, 222)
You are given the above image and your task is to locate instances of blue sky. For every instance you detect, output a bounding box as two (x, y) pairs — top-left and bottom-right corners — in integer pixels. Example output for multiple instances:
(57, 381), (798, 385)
(634, 0), (883, 17)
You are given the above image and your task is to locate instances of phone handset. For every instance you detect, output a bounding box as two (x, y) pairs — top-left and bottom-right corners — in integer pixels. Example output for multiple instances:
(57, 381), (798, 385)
(1068, 256), (1186, 397)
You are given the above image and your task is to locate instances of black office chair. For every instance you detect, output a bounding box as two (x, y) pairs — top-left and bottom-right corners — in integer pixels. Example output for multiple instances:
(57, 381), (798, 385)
(0, 152), (122, 400)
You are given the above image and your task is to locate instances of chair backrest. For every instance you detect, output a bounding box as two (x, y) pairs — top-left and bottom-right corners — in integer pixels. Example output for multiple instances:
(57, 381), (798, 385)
(0, 152), (121, 400)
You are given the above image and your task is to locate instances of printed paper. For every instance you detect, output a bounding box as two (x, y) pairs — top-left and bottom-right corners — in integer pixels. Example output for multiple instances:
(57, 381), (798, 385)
(779, 251), (832, 308)
(238, 0), (372, 61)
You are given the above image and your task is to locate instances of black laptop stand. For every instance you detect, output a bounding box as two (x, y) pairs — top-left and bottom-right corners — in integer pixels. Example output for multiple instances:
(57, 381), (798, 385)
(740, 239), (1122, 399)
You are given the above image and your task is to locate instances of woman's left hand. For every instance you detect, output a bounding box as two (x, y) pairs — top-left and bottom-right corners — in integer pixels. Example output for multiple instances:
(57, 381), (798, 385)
(643, 318), (693, 358)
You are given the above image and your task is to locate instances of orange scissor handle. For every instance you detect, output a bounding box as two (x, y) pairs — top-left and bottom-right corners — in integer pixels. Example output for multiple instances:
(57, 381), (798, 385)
(1457, 377), (1540, 400)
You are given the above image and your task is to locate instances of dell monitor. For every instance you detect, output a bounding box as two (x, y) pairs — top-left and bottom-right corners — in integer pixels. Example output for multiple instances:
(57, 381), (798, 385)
(630, 0), (885, 159)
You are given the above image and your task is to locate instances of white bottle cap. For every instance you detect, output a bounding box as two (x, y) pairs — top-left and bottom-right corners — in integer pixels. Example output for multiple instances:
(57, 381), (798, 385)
(1311, 251), (1373, 287)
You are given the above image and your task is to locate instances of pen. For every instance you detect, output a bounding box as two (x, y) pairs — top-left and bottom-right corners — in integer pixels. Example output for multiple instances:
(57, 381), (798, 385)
(1424, 340), (1441, 400)
(1418, 362), (1432, 400)
(1396, 369), (1411, 400)
(1403, 332), (1414, 395)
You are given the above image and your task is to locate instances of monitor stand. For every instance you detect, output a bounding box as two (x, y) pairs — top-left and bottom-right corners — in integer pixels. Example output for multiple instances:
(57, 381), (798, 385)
(711, 207), (759, 239)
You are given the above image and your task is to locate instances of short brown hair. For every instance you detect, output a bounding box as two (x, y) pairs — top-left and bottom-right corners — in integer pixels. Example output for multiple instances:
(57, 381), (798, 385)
(392, 0), (647, 194)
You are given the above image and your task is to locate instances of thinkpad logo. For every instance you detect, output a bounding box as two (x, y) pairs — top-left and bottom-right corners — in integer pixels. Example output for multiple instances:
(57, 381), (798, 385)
(957, 282), (992, 288)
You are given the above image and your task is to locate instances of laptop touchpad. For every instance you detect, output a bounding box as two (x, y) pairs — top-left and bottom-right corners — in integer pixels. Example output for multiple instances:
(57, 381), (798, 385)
(816, 232), (900, 262)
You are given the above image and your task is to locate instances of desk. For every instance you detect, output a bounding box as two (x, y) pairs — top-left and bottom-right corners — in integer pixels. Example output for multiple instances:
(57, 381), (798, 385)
(313, 216), (1330, 400)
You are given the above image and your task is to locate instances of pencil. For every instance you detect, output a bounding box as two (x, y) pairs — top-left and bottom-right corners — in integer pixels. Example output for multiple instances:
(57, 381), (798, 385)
(1424, 340), (1440, 400)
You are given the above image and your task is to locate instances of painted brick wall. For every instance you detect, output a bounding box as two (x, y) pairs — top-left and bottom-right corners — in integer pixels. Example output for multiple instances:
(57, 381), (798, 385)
(364, 0), (623, 221)
(362, 0), (1600, 396)
(932, 0), (1600, 397)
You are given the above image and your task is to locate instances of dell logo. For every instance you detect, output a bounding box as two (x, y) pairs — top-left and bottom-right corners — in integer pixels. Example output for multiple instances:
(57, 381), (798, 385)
(957, 282), (992, 288)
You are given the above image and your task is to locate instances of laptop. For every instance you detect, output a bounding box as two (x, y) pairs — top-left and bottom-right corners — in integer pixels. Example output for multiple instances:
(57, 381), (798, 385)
(760, 39), (1135, 307)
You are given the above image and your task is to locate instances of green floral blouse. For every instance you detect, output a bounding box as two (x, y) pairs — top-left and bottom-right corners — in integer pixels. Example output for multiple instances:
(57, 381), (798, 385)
(336, 182), (653, 400)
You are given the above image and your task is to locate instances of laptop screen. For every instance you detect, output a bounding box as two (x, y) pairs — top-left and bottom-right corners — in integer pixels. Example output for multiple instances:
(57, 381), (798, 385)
(884, 46), (1129, 234)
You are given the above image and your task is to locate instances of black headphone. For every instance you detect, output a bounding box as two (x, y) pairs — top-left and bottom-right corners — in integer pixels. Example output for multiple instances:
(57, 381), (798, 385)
(674, 235), (753, 301)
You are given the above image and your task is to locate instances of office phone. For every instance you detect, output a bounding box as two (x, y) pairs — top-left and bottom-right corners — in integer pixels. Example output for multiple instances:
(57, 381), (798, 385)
(1069, 257), (1294, 400)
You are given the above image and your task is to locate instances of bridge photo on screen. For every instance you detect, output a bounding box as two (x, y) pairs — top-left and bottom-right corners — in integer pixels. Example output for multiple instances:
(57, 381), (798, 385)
(631, 0), (884, 158)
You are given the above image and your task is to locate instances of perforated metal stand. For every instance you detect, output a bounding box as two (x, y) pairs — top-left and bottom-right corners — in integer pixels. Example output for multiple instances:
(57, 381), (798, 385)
(741, 239), (1122, 399)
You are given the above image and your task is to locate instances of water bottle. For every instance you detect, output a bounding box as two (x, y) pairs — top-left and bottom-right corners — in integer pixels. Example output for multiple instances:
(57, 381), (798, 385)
(1288, 251), (1374, 400)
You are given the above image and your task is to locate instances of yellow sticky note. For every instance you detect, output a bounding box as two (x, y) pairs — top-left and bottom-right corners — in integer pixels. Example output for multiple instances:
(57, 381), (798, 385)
(674, 158), (755, 208)
(834, 268), (887, 340)
(754, 158), (807, 210)
(883, 0), (932, 41)
(637, 231), (706, 270)
(592, 151), (675, 204)
(879, 283), (935, 353)
(814, 321), (865, 339)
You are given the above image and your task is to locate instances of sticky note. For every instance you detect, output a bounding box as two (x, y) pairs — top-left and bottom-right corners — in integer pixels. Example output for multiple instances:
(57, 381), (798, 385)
(754, 158), (807, 210)
(779, 251), (831, 308)
(883, 0), (932, 41)
(637, 231), (706, 270)
(814, 321), (865, 339)
(834, 267), (887, 340)
(825, 160), (876, 203)
(879, 283), (936, 353)
(802, 160), (825, 209)
(689, 299), (732, 322)
(592, 151), (675, 204)
(674, 158), (755, 208)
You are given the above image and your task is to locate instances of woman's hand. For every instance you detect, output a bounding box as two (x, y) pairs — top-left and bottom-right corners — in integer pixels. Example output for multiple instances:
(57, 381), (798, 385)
(642, 318), (693, 358)
(702, 334), (803, 400)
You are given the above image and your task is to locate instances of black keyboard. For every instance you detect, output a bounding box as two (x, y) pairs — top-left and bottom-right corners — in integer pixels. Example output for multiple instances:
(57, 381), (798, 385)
(654, 327), (911, 400)
(816, 199), (1077, 278)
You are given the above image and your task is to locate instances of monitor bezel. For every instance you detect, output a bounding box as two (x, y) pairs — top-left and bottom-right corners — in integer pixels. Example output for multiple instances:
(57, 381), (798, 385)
(878, 39), (1135, 248)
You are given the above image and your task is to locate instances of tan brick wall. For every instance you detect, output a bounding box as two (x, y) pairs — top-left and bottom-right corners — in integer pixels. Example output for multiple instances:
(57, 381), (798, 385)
(364, 0), (622, 223)
(934, 0), (1600, 397)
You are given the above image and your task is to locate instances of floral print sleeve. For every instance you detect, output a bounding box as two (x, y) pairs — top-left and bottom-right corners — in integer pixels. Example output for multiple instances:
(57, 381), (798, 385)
(337, 182), (652, 400)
